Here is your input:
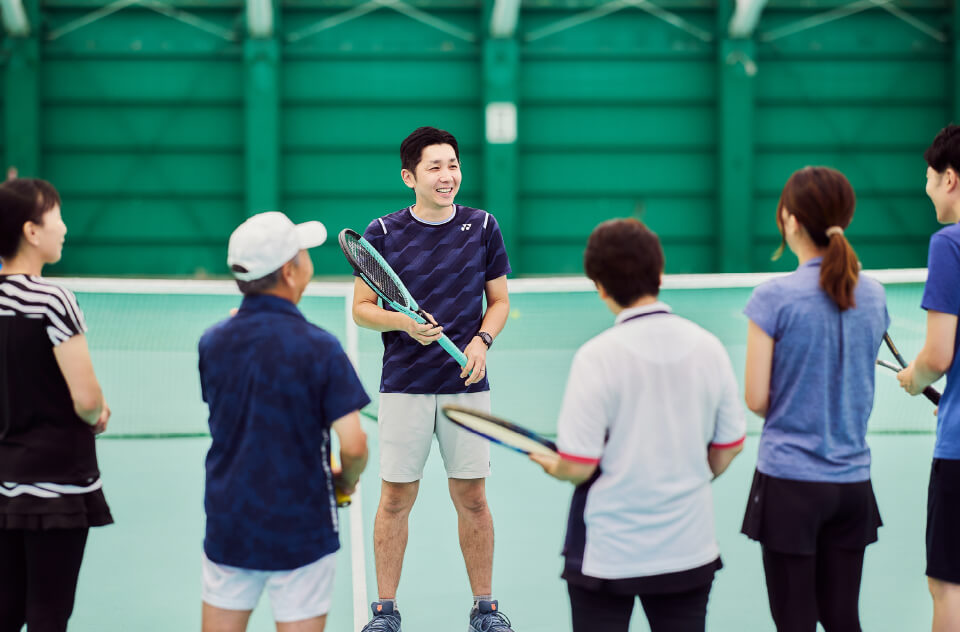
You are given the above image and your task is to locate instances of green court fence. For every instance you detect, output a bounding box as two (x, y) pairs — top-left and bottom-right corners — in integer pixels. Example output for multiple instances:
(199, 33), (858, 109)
(1, 0), (953, 275)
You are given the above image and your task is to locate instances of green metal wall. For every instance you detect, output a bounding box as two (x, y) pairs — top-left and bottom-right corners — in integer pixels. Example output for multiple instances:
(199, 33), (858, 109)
(752, 1), (953, 272)
(0, 0), (953, 276)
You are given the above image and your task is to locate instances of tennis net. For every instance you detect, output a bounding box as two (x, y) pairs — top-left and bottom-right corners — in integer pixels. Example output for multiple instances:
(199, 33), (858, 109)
(60, 270), (936, 438)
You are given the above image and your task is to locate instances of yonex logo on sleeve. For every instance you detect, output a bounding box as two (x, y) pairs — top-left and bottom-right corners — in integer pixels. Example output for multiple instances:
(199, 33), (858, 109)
(461, 223), (472, 231)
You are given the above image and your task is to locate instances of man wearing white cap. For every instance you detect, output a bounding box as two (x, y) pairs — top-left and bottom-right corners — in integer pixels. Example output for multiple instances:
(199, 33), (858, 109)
(198, 211), (370, 632)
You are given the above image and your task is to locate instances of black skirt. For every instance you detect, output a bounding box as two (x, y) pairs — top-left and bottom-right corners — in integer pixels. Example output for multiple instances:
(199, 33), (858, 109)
(563, 558), (722, 596)
(741, 470), (881, 555)
(0, 487), (113, 530)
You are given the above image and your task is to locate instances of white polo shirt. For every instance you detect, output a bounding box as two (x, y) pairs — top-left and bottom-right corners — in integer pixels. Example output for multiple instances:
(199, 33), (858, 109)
(556, 302), (746, 580)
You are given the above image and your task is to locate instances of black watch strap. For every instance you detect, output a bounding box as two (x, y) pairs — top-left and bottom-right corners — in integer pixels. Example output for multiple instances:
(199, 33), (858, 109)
(477, 331), (493, 349)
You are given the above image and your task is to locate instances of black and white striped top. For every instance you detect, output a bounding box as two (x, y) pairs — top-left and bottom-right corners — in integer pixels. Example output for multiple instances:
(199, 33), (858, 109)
(0, 273), (87, 345)
(0, 274), (99, 498)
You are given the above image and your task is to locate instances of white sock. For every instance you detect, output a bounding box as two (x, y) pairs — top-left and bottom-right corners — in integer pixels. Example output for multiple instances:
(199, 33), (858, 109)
(473, 595), (493, 608)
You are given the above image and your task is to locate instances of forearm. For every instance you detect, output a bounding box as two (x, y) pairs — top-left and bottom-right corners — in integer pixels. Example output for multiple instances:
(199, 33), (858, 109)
(478, 297), (510, 339)
(913, 347), (948, 388)
(353, 301), (411, 333)
(708, 444), (743, 479)
(74, 392), (104, 425)
(338, 450), (368, 489)
(531, 452), (597, 485)
(552, 461), (593, 485)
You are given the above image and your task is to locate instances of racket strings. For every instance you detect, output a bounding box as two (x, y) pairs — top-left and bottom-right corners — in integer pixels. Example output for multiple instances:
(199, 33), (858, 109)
(346, 240), (409, 307)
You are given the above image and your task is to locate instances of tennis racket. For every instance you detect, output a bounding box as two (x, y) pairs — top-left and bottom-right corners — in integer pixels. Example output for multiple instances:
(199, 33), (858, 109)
(876, 332), (940, 405)
(442, 405), (558, 457)
(339, 228), (468, 368)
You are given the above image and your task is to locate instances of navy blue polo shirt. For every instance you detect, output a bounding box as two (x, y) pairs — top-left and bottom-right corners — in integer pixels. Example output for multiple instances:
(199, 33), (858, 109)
(198, 294), (370, 570)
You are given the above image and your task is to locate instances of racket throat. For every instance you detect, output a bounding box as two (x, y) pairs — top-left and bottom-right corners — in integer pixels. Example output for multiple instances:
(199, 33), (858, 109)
(417, 310), (438, 327)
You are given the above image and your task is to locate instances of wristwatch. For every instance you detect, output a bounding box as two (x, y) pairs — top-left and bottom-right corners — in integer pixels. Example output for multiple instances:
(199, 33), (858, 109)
(477, 331), (493, 349)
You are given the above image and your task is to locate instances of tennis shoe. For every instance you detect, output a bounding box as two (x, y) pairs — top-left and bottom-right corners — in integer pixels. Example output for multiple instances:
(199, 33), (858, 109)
(361, 601), (401, 632)
(469, 600), (514, 632)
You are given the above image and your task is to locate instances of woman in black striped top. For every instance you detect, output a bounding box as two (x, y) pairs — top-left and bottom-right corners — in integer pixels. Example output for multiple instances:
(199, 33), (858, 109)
(0, 179), (112, 632)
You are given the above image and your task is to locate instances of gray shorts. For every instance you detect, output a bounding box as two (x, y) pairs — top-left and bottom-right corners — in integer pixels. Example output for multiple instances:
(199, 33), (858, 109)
(378, 391), (492, 483)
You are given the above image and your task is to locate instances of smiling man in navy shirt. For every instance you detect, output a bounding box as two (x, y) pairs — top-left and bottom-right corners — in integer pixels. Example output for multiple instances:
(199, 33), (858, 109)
(352, 127), (513, 632)
(199, 211), (369, 632)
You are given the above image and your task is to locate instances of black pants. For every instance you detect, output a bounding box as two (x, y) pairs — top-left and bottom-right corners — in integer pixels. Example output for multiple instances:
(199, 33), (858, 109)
(0, 529), (89, 632)
(761, 545), (865, 632)
(568, 581), (712, 632)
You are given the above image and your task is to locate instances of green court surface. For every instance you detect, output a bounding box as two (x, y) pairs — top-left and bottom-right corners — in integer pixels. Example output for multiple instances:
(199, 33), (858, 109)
(69, 430), (936, 631)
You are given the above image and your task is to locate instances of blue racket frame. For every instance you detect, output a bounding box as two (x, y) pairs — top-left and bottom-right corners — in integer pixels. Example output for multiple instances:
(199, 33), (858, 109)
(442, 405), (558, 456)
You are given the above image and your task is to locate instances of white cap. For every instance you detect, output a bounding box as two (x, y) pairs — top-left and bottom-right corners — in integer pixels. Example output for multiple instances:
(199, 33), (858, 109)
(227, 211), (327, 281)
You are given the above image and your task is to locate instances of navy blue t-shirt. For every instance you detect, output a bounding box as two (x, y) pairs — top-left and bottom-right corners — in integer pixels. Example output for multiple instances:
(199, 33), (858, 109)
(361, 205), (512, 394)
(922, 223), (960, 459)
(198, 294), (370, 570)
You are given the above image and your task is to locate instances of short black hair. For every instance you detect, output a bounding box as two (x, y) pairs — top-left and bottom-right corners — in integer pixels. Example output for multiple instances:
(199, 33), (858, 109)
(0, 178), (62, 260)
(233, 252), (300, 295)
(584, 218), (664, 306)
(924, 124), (960, 174)
(400, 126), (459, 173)
(235, 269), (282, 296)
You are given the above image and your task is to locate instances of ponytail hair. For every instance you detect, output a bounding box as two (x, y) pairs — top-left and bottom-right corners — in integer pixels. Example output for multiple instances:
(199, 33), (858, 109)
(820, 225), (859, 311)
(774, 166), (860, 311)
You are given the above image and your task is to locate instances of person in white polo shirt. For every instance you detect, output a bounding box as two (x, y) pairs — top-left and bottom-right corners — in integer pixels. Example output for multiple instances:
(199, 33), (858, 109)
(531, 218), (746, 632)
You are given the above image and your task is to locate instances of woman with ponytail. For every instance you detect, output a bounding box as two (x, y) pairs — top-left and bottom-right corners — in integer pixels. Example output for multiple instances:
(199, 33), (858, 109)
(740, 167), (889, 632)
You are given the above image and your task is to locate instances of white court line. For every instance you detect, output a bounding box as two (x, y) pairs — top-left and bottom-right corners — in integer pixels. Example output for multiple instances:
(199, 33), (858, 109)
(342, 282), (369, 631)
(349, 481), (368, 631)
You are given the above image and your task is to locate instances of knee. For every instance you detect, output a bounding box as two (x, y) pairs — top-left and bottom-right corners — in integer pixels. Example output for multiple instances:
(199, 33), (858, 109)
(451, 482), (488, 514)
(379, 482), (417, 516)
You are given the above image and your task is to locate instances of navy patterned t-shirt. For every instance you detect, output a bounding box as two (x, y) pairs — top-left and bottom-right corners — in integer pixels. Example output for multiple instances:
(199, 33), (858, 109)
(361, 205), (512, 394)
(198, 294), (370, 570)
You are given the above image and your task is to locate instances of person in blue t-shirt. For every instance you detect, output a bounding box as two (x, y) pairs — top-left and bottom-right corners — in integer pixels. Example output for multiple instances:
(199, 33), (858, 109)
(352, 127), (513, 632)
(198, 211), (369, 632)
(897, 124), (960, 632)
(741, 167), (889, 632)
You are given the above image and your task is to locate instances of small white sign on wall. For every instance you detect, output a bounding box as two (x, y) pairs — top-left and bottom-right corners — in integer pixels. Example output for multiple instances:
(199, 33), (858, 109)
(485, 102), (517, 144)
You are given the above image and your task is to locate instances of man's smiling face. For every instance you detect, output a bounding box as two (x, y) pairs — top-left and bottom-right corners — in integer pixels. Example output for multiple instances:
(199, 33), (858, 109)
(403, 143), (461, 211)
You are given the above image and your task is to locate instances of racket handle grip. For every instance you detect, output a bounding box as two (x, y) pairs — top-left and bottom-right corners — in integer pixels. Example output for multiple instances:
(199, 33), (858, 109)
(330, 452), (351, 508)
(437, 334), (469, 367)
(335, 487), (352, 508)
(923, 386), (941, 406)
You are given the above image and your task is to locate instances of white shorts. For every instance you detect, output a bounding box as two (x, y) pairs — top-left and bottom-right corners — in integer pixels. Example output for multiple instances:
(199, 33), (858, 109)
(379, 391), (492, 483)
(201, 551), (336, 622)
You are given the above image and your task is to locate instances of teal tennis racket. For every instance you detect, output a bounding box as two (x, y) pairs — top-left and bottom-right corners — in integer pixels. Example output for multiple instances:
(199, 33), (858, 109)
(339, 228), (468, 367)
